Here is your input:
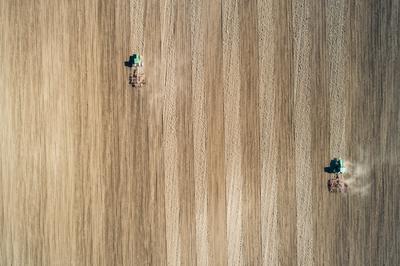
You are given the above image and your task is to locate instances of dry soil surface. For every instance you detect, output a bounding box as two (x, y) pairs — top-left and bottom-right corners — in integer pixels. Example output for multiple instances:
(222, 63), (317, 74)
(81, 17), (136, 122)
(1, 0), (399, 265)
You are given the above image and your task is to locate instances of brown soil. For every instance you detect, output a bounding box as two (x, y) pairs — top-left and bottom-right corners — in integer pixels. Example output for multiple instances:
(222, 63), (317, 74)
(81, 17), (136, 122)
(1, 0), (399, 265)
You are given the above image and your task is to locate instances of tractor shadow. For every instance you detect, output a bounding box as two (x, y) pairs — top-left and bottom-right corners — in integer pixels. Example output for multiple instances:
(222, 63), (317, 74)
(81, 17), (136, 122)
(324, 166), (336, 174)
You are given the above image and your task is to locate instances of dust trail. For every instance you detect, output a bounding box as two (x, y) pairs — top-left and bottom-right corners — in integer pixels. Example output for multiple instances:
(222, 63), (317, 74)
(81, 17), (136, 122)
(344, 160), (371, 196)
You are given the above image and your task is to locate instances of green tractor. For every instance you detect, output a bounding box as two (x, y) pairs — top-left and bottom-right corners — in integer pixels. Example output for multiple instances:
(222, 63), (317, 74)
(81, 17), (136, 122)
(124, 54), (143, 67)
(325, 158), (348, 193)
(324, 158), (346, 174)
(124, 53), (145, 87)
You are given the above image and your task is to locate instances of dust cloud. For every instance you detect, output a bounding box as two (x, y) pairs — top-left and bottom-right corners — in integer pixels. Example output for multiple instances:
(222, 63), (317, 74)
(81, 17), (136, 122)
(344, 160), (371, 196)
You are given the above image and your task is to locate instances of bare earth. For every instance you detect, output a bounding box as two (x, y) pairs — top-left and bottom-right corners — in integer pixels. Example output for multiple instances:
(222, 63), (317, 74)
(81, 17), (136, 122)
(1, 0), (399, 265)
